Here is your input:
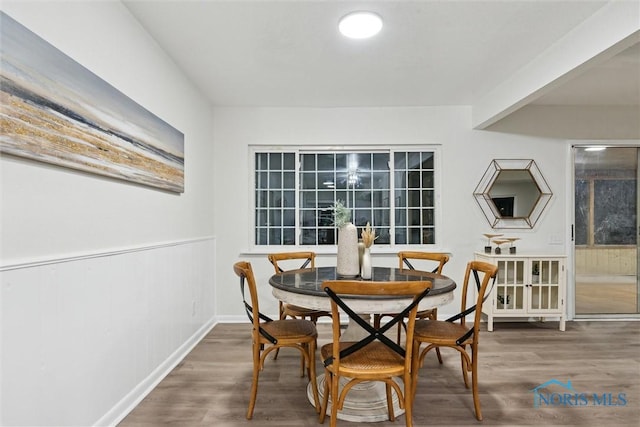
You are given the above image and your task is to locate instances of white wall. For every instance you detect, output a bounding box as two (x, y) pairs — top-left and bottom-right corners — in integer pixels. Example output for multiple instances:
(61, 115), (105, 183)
(1, 240), (216, 427)
(0, 3), (577, 425)
(212, 106), (568, 321)
(1, 2), (215, 260)
(1, 2), (216, 426)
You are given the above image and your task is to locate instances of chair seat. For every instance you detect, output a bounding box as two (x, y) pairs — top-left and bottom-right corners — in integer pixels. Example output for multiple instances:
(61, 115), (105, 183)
(261, 319), (318, 341)
(414, 319), (473, 345)
(321, 341), (405, 377)
(283, 303), (327, 317)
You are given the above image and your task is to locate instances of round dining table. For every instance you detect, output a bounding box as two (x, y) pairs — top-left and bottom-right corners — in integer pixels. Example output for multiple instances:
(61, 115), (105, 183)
(268, 266), (456, 423)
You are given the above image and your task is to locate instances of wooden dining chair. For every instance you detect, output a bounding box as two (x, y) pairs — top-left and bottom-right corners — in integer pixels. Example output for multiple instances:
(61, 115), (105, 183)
(374, 251), (449, 363)
(319, 279), (432, 427)
(233, 261), (320, 419)
(411, 260), (498, 421)
(267, 251), (332, 373)
(267, 251), (331, 324)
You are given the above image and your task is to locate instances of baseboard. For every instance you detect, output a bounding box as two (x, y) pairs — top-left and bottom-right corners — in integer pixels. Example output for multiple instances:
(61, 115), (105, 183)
(94, 316), (217, 426)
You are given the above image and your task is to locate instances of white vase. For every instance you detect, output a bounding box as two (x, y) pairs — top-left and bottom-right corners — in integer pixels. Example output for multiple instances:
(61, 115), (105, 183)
(361, 247), (372, 280)
(358, 240), (365, 269)
(337, 222), (359, 277)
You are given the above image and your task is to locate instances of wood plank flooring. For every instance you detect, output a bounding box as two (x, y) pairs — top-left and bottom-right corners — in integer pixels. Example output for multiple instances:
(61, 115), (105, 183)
(119, 321), (640, 426)
(575, 281), (638, 314)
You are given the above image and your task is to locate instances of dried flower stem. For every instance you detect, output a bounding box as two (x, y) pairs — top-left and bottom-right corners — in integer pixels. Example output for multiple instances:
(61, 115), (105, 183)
(361, 222), (377, 248)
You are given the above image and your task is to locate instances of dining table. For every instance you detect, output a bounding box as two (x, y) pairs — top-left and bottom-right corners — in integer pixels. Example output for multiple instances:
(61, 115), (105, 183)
(268, 265), (456, 422)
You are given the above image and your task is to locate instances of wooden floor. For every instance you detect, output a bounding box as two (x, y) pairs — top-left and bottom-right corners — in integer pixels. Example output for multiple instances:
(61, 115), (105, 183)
(575, 281), (638, 314)
(119, 321), (640, 426)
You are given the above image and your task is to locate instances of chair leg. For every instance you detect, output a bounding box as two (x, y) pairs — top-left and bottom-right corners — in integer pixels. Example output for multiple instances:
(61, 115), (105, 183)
(404, 381), (413, 427)
(471, 344), (482, 421)
(385, 382), (395, 421)
(435, 347), (443, 364)
(308, 341), (320, 413)
(460, 345), (470, 388)
(301, 315), (320, 378)
(373, 314), (381, 329)
(246, 348), (261, 419)
(329, 372), (340, 427)
(319, 370), (330, 423)
(410, 343), (421, 400)
(299, 343), (306, 377)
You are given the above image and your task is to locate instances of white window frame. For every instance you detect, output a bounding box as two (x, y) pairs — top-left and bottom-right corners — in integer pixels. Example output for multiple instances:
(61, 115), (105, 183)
(249, 145), (442, 253)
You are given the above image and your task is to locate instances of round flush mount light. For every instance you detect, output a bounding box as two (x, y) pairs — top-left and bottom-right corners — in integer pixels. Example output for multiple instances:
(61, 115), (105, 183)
(338, 11), (383, 39)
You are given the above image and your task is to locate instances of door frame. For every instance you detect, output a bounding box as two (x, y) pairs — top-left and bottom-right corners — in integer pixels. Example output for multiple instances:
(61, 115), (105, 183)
(569, 141), (640, 319)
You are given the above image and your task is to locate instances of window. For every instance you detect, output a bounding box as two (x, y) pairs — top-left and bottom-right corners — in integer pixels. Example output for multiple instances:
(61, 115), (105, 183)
(574, 146), (637, 246)
(575, 178), (637, 246)
(253, 148), (438, 247)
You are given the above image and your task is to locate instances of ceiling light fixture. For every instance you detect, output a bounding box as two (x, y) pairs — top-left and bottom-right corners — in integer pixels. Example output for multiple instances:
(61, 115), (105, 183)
(585, 146), (607, 151)
(338, 11), (383, 39)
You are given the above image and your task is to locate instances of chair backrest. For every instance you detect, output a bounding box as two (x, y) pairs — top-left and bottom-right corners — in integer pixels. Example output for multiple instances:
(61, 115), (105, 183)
(398, 251), (449, 274)
(233, 261), (276, 344)
(322, 280), (432, 369)
(447, 260), (499, 345)
(267, 251), (316, 274)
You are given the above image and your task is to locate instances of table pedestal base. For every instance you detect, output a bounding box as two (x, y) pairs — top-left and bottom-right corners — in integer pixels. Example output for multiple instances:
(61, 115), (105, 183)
(307, 374), (404, 422)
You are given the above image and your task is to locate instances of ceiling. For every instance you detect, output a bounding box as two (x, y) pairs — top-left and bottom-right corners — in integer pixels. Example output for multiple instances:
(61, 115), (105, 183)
(124, 0), (640, 138)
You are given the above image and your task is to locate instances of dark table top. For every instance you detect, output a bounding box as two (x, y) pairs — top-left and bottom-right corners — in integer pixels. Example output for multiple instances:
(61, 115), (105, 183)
(268, 266), (456, 300)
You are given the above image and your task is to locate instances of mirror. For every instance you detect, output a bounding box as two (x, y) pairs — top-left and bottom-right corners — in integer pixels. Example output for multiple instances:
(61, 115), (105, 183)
(474, 159), (552, 229)
(489, 170), (540, 217)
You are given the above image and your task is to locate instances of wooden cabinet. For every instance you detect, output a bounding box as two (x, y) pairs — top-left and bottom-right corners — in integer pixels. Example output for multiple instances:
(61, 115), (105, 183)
(474, 252), (566, 331)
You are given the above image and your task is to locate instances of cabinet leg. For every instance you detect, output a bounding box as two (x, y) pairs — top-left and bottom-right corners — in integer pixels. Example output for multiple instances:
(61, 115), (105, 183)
(559, 316), (565, 331)
(487, 316), (494, 332)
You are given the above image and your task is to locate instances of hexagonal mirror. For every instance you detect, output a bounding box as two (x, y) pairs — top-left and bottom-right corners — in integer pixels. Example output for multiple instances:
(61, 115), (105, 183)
(473, 159), (552, 229)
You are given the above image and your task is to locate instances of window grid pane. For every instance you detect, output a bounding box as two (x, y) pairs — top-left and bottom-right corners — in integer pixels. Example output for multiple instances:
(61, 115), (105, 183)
(254, 149), (435, 247)
(394, 151), (436, 245)
(254, 152), (295, 245)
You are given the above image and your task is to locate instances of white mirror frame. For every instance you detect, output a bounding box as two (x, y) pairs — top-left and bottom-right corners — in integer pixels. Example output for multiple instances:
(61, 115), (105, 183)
(473, 159), (552, 229)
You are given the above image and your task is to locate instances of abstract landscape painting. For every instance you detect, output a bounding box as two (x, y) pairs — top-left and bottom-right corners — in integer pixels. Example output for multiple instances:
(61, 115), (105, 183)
(0, 12), (184, 193)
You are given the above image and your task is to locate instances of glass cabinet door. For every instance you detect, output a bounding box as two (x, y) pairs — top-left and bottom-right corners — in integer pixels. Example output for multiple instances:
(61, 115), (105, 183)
(495, 260), (525, 311)
(530, 259), (560, 311)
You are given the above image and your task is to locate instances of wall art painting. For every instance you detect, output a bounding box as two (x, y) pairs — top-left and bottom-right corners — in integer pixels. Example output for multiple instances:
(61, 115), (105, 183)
(0, 12), (185, 193)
